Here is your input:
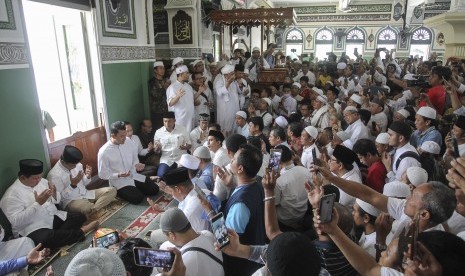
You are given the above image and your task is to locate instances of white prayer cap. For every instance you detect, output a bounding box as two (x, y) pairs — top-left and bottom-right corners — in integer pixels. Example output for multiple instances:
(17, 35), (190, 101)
(326, 81), (334, 86)
(382, 85), (391, 94)
(356, 198), (381, 217)
(179, 154), (200, 170)
(193, 59), (203, 66)
(336, 131), (350, 142)
(261, 97), (272, 106)
(153, 61), (164, 68)
(403, 74), (417, 81)
(420, 141), (441, 154)
(172, 57), (184, 68)
(344, 106), (358, 113)
(64, 248), (126, 276)
(337, 62), (347, 70)
(316, 95), (327, 104)
(292, 82), (301, 88)
(375, 133), (390, 144)
(304, 126), (318, 139)
(252, 47), (260, 52)
(407, 167), (428, 187)
(397, 109), (410, 119)
(221, 64), (235, 75)
(402, 90), (413, 99)
(244, 68), (250, 74)
(217, 60), (227, 70)
(236, 110), (247, 119)
(383, 181), (410, 198)
(373, 71), (384, 83)
(295, 60), (302, 65)
(193, 146), (211, 159)
(350, 94), (362, 105)
(175, 65), (189, 74)
(312, 87), (324, 97)
(209, 62), (217, 67)
(417, 106), (436, 120)
(275, 116), (288, 128)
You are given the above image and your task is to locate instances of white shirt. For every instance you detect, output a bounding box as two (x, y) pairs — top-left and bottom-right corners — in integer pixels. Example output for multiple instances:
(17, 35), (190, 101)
(98, 139), (139, 190)
(166, 80), (195, 131)
(359, 231), (377, 258)
(280, 94), (297, 116)
(336, 168), (362, 207)
(311, 105), (329, 130)
(347, 119), (371, 145)
(158, 231), (224, 276)
(0, 178), (66, 237)
(213, 163), (236, 202)
(236, 123), (250, 138)
(301, 144), (320, 169)
(275, 165), (310, 227)
(47, 161), (95, 209)
(194, 86), (212, 120)
(293, 70), (316, 86)
(212, 147), (230, 167)
(387, 143), (420, 181)
(446, 210), (465, 235)
(154, 125), (190, 166)
(244, 57), (270, 82)
(178, 189), (210, 232)
(190, 126), (208, 152)
(129, 135), (150, 156)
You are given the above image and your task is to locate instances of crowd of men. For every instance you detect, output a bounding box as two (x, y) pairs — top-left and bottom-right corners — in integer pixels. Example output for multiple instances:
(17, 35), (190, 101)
(3, 46), (465, 276)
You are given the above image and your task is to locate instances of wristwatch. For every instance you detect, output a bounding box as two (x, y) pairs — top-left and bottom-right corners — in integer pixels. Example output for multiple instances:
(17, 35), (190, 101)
(375, 243), (387, 251)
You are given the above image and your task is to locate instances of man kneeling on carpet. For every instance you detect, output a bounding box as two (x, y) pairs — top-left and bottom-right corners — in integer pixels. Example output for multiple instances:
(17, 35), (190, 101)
(156, 208), (224, 276)
(47, 145), (117, 217)
(0, 159), (99, 249)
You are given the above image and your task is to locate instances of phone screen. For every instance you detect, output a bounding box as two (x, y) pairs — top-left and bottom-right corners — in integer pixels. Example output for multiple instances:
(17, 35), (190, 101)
(194, 183), (208, 201)
(93, 231), (119, 248)
(269, 149), (282, 171)
(453, 137), (460, 159)
(311, 148), (318, 166)
(211, 212), (230, 249)
(319, 194), (336, 223)
(133, 247), (175, 268)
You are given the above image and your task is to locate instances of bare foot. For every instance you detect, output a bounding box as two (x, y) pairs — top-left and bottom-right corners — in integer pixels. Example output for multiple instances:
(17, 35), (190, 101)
(81, 220), (99, 233)
(147, 198), (162, 211)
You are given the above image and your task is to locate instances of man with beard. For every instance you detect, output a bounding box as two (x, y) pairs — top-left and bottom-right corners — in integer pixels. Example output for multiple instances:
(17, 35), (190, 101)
(166, 65), (195, 131)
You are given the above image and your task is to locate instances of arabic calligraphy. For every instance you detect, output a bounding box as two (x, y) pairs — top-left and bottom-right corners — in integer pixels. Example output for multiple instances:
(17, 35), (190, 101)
(174, 20), (191, 41)
(105, 0), (132, 31)
(297, 14), (391, 22)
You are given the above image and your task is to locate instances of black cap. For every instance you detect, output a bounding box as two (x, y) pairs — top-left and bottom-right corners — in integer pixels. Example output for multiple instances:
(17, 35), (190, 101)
(235, 64), (245, 72)
(162, 167), (190, 186)
(163, 112), (175, 119)
(208, 130), (225, 142)
(61, 145), (83, 164)
(333, 145), (357, 164)
(389, 121), (412, 139)
(225, 134), (247, 153)
(455, 115), (465, 130)
(19, 159), (43, 175)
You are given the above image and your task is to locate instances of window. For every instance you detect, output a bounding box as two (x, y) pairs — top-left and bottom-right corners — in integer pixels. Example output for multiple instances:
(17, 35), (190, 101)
(315, 27), (333, 61)
(410, 27), (432, 59)
(23, 1), (104, 143)
(346, 28), (365, 60)
(285, 28), (303, 60)
(377, 27), (397, 60)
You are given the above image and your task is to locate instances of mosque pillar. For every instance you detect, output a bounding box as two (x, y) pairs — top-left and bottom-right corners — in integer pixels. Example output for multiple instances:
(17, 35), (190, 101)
(424, 2), (465, 58)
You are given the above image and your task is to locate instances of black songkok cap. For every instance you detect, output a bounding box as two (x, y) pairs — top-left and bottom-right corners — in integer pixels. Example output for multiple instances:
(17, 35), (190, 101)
(208, 130), (225, 142)
(163, 112), (176, 119)
(455, 115), (465, 130)
(199, 113), (210, 121)
(162, 167), (190, 186)
(61, 145), (83, 164)
(235, 64), (245, 72)
(333, 145), (357, 164)
(389, 121), (412, 139)
(19, 159), (43, 175)
(225, 134), (247, 153)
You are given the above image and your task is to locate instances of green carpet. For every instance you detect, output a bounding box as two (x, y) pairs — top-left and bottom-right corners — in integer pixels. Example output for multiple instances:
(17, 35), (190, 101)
(34, 194), (177, 276)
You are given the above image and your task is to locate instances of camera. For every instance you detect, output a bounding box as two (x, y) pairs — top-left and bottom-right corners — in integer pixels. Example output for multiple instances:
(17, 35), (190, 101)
(406, 75), (430, 88)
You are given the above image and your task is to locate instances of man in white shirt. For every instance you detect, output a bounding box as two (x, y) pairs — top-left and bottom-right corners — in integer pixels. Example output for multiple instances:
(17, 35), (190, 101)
(125, 122), (157, 176)
(154, 112), (191, 177)
(368, 97), (388, 136)
(343, 106), (371, 145)
(293, 61), (316, 86)
(215, 64), (240, 137)
(311, 95), (330, 130)
(98, 121), (160, 204)
(191, 72), (212, 126)
(256, 98), (273, 134)
(47, 145), (116, 216)
(382, 121), (421, 182)
(169, 57), (184, 84)
(244, 47), (270, 83)
(161, 168), (210, 232)
(190, 113), (210, 152)
(158, 208), (224, 276)
(301, 126), (320, 169)
(235, 111), (249, 138)
(353, 199), (380, 258)
(207, 130), (229, 168)
(166, 65), (195, 131)
(274, 145), (310, 230)
(278, 84), (297, 116)
(0, 159), (98, 249)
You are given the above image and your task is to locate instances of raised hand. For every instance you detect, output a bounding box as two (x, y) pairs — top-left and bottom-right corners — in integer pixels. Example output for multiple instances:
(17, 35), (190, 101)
(161, 247), (186, 276)
(70, 171), (84, 187)
(135, 163), (145, 172)
(48, 182), (57, 199)
(85, 165), (92, 178)
(216, 166), (234, 188)
(374, 213), (393, 244)
(34, 189), (52, 205)
(26, 243), (50, 265)
(176, 88), (185, 98)
(262, 168), (279, 193)
(305, 180), (323, 209)
(313, 207), (339, 235)
(381, 151), (392, 172)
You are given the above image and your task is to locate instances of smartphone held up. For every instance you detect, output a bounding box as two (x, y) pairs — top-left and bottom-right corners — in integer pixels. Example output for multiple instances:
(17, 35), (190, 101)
(211, 212), (230, 249)
(133, 247), (175, 269)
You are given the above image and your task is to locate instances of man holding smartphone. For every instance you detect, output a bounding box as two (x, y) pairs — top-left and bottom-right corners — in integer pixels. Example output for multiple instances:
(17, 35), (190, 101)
(158, 208), (224, 276)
